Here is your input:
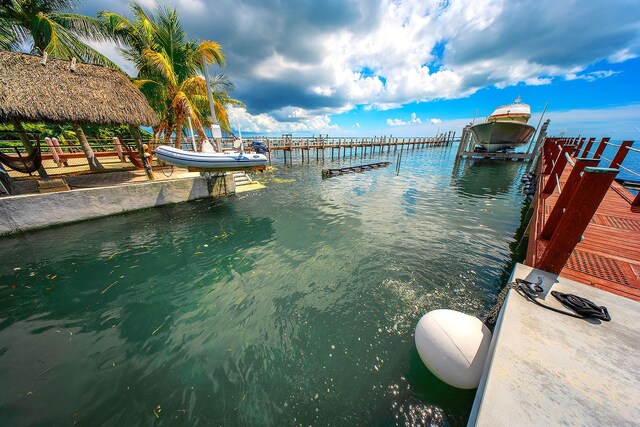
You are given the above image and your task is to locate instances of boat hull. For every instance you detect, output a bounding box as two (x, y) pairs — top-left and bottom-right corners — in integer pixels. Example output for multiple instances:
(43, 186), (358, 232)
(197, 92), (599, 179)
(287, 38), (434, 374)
(469, 122), (535, 152)
(155, 146), (268, 169)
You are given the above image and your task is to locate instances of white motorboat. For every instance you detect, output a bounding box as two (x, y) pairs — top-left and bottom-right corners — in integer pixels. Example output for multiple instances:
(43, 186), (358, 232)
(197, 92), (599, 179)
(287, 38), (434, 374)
(469, 97), (535, 152)
(155, 144), (268, 170)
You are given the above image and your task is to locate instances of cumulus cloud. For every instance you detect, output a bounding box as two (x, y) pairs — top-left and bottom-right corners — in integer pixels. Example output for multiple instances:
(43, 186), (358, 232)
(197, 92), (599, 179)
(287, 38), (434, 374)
(386, 118), (407, 126)
(430, 118), (442, 124)
(228, 106), (339, 134)
(386, 112), (422, 126)
(80, 0), (640, 133)
(565, 70), (621, 82)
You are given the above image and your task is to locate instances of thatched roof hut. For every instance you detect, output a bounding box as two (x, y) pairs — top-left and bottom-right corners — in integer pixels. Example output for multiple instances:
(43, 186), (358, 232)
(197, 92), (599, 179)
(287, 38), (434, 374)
(0, 50), (158, 126)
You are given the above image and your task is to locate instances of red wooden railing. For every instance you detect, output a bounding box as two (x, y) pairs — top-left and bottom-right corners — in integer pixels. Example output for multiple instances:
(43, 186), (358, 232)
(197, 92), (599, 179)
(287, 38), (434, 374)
(526, 136), (638, 273)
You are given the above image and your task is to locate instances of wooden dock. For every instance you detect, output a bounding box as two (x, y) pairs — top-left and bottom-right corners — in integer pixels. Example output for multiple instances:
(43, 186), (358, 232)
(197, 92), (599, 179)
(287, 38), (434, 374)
(321, 161), (392, 178)
(526, 137), (640, 301)
(250, 134), (456, 164)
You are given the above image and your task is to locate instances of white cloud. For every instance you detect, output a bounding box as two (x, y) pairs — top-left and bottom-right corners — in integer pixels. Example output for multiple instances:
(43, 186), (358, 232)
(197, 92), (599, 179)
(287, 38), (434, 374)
(386, 118), (407, 126)
(542, 104), (640, 139)
(384, 104), (640, 139)
(82, 0), (640, 132)
(565, 70), (621, 82)
(228, 106), (339, 134)
(312, 85), (336, 96)
(354, 122), (360, 128)
(386, 112), (422, 126)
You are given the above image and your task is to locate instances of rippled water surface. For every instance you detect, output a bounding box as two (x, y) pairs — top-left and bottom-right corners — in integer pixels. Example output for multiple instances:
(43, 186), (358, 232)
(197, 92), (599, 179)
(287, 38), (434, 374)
(0, 145), (530, 426)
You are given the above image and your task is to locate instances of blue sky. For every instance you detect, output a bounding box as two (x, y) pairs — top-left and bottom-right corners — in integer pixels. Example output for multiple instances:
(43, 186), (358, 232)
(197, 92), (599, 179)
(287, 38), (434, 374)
(80, 0), (640, 138)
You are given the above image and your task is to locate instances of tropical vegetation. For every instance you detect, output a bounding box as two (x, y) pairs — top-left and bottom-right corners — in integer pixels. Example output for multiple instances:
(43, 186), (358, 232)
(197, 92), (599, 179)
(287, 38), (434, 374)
(1, 0), (243, 167)
(0, 0), (122, 172)
(100, 4), (243, 148)
(0, 123), (151, 149)
(0, 0), (115, 66)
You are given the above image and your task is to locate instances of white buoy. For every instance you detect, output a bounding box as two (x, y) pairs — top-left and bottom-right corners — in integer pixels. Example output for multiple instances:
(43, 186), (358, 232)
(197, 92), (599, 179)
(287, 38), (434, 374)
(415, 309), (492, 389)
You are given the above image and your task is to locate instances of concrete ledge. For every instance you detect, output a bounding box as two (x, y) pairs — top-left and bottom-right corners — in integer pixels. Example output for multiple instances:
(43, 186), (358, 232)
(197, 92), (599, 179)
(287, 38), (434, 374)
(0, 174), (234, 236)
(468, 263), (640, 426)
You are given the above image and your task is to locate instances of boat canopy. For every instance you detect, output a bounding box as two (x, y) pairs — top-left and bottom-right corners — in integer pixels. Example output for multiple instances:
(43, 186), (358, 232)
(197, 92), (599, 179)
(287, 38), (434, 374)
(487, 98), (531, 124)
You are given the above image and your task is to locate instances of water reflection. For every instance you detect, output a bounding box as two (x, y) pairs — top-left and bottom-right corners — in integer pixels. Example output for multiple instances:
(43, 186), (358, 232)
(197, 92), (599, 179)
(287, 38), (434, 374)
(0, 146), (527, 426)
(451, 158), (526, 197)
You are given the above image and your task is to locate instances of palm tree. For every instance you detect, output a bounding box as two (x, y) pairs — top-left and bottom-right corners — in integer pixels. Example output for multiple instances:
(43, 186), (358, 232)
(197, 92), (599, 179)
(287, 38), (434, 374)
(100, 4), (243, 148)
(0, 0), (116, 65)
(0, 0), (118, 171)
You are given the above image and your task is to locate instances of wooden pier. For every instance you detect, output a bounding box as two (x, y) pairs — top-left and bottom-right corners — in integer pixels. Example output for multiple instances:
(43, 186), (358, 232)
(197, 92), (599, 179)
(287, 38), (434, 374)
(525, 136), (640, 300)
(250, 133), (456, 164)
(321, 161), (392, 178)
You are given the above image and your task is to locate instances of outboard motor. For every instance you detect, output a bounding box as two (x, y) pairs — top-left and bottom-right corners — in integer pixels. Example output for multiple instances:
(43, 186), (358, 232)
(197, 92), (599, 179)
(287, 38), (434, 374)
(251, 140), (269, 154)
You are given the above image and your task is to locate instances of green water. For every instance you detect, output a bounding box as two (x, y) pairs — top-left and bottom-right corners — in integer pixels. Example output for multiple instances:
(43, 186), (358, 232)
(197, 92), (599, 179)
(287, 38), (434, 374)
(0, 146), (529, 426)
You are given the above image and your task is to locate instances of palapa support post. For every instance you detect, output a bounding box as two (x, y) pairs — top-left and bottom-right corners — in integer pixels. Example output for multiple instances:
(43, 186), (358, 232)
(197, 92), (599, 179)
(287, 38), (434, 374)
(539, 158), (600, 240)
(129, 125), (154, 180)
(609, 141), (634, 169)
(580, 137), (596, 158)
(536, 167), (618, 274)
(593, 137), (610, 159)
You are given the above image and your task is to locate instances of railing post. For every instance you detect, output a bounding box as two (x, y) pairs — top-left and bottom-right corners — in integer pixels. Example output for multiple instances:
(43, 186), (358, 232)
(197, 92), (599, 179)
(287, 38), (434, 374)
(580, 137), (596, 158)
(542, 145), (573, 195)
(536, 167), (618, 274)
(540, 158), (600, 240)
(573, 138), (585, 156)
(543, 139), (560, 175)
(609, 141), (634, 169)
(593, 137), (610, 159)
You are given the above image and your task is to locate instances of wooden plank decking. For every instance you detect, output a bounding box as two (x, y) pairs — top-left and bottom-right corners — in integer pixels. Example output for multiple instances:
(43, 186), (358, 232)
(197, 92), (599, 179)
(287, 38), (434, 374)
(533, 163), (640, 301)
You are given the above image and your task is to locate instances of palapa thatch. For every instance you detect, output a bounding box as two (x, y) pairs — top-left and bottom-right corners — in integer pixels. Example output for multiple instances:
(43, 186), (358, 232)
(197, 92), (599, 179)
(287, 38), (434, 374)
(0, 50), (158, 127)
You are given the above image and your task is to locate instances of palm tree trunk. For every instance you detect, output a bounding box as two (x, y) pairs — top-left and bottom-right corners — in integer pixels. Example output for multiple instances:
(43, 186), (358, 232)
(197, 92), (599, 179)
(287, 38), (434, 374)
(130, 125), (154, 180)
(72, 123), (104, 171)
(174, 116), (184, 148)
(195, 123), (207, 151)
(163, 123), (174, 145)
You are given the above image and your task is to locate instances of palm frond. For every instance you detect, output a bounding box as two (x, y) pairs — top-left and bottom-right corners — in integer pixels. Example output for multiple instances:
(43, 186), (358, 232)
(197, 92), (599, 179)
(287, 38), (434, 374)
(133, 78), (162, 88)
(142, 48), (177, 87)
(0, 20), (20, 50)
(51, 13), (115, 43)
(198, 40), (225, 66)
(179, 76), (207, 97)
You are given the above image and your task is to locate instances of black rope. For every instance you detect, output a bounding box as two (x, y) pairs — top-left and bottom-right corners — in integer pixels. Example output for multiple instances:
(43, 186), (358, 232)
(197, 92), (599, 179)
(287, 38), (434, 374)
(160, 164), (174, 178)
(551, 291), (611, 321)
(513, 284), (583, 319)
(483, 279), (611, 329)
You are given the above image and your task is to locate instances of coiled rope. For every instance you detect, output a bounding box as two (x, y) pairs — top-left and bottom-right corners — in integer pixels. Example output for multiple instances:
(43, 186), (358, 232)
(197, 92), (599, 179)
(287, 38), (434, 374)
(483, 279), (611, 330)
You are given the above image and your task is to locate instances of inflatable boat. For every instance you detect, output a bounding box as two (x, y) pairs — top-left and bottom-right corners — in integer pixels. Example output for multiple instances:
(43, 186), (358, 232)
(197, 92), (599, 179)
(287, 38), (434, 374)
(155, 145), (268, 170)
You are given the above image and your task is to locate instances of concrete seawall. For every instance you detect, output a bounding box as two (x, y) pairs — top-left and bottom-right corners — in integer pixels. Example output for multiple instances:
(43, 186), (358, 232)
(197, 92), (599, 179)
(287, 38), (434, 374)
(0, 174), (234, 236)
